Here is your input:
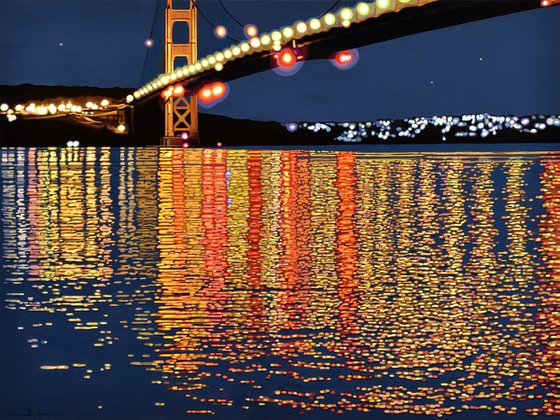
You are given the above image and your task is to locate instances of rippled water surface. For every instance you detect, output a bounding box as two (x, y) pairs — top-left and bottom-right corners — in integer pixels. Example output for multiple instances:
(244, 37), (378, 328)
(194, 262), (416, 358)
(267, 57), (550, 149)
(1, 148), (559, 419)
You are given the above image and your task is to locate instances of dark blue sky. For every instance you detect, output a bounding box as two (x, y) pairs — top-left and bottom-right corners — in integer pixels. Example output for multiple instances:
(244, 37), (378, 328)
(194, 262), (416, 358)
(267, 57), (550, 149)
(0, 1), (559, 121)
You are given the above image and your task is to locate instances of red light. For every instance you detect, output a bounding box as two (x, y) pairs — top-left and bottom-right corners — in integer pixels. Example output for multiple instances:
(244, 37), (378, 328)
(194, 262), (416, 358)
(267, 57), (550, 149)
(541, 0), (551, 6)
(181, 132), (189, 140)
(278, 48), (297, 69)
(335, 51), (355, 65)
(331, 49), (359, 70)
(217, 142), (222, 147)
(182, 142), (189, 148)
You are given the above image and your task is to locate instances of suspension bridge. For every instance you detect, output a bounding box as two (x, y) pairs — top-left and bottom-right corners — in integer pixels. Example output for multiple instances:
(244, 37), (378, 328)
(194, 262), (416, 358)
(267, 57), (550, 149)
(1, 0), (558, 147)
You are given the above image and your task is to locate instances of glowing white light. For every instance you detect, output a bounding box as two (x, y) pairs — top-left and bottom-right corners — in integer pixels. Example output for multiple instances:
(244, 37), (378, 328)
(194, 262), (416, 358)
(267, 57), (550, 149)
(250, 37), (261, 48)
(215, 63), (224, 71)
(357, 3), (371, 16)
(324, 13), (336, 26)
(0, 104), (8, 112)
(309, 18), (321, 30)
(282, 27), (294, 39)
(377, 0), (390, 9)
(271, 31), (282, 41)
(126, 95), (134, 103)
(340, 8), (353, 20)
(295, 22), (307, 34)
(100, 99), (110, 107)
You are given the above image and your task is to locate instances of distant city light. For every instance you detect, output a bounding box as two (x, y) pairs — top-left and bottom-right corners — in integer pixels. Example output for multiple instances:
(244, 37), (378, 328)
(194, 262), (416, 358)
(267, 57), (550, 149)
(295, 113), (560, 143)
(286, 122), (299, 132)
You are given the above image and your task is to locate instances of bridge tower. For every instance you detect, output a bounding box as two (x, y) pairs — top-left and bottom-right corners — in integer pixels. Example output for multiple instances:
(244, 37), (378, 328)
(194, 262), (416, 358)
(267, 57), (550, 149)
(163, 0), (199, 146)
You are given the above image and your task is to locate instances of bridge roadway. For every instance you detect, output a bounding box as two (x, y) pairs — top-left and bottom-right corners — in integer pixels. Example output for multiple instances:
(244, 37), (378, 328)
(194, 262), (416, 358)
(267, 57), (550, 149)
(132, 0), (554, 105)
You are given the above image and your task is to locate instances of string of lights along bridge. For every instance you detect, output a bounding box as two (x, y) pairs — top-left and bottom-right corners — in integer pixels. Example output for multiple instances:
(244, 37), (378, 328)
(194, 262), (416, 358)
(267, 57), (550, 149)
(0, 0), (558, 146)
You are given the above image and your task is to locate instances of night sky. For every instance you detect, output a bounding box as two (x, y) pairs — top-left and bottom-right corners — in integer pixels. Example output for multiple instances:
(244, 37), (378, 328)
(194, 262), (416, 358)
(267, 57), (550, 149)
(1, 0), (559, 122)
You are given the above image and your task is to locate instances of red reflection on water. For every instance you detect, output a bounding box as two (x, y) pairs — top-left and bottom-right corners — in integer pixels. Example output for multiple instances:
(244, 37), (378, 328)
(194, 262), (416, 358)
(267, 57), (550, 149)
(536, 160), (560, 416)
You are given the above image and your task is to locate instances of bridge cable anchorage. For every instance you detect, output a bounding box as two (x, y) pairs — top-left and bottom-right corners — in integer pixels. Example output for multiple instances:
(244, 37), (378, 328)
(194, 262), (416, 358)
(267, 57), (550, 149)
(140, 0), (163, 85)
(191, 0), (239, 43)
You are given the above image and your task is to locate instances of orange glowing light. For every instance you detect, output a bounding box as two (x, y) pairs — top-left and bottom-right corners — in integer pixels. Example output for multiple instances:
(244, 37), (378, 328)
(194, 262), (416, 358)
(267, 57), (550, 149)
(244, 24), (258, 38)
(212, 84), (225, 97)
(173, 85), (185, 96)
(161, 87), (174, 100)
(198, 81), (228, 106)
(214, 25), (228, 39)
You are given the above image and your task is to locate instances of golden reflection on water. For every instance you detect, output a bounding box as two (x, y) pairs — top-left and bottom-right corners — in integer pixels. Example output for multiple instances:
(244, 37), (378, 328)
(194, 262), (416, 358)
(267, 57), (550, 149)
(1, 148), (559, 416)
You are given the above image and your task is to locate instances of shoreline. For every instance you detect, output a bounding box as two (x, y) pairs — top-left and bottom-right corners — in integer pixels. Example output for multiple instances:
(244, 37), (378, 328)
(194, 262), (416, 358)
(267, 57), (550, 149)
(1, 84), (559, 147)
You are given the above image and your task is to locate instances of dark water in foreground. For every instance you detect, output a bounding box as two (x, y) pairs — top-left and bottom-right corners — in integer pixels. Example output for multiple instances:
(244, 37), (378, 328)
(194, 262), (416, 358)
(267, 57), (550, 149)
(1, 147), (559, 419)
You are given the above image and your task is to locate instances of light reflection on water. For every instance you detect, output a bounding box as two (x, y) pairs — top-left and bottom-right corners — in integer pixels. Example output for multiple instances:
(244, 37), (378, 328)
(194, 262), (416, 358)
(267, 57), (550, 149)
(0, 148), (559, 419)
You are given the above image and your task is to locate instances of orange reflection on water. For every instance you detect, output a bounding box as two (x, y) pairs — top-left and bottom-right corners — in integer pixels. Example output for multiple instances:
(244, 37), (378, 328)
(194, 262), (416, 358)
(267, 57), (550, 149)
(2, 149), (559, 417)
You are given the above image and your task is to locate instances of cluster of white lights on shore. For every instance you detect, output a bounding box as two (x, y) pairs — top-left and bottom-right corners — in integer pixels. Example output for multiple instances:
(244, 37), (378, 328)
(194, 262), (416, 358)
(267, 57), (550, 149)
(129, 0), (436, 103)
(293, 114), (560, 143)
(0, 99), (119, 122)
